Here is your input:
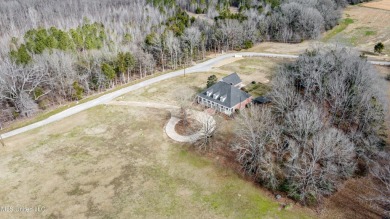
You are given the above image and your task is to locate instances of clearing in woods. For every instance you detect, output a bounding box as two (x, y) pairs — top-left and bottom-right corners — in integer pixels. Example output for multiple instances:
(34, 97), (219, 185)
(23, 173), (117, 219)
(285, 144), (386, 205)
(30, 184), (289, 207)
(323, 4), (390, 57)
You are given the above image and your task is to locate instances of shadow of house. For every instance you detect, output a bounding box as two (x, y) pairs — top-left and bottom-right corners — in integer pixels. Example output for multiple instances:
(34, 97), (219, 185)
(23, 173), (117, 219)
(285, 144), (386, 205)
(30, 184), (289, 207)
(253, 96), (271, 105)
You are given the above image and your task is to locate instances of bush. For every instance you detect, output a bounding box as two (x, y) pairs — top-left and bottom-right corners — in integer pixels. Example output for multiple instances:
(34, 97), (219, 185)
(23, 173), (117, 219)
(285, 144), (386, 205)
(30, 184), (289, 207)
(195, 7), (203, 14)
(374, 42), (384, 54)
(243, 40), (253, 49)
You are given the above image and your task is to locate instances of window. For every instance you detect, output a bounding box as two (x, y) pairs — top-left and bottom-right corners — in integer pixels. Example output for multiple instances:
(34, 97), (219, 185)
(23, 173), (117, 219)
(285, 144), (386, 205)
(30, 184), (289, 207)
(206, 89), (213, 97)
(213, 91), (220, 99)
(220, 95), (227, 102)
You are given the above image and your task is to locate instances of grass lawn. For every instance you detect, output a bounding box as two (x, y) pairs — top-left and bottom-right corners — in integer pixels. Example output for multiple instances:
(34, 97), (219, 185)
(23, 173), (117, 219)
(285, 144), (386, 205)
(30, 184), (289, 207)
(244, 82), (271, 97)
(1, 103), (315, 218)
(322, 18), (354, 42)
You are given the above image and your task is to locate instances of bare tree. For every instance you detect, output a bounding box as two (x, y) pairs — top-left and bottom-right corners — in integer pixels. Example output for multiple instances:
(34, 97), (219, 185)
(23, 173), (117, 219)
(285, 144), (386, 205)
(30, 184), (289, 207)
(233, 105), (282, 190)
(194, 113), (216, 151)
(182, 27), (201, 62)
(0, 60), (47, 116)
(174, 87), (195, 126)
(364, 152), (390, 217)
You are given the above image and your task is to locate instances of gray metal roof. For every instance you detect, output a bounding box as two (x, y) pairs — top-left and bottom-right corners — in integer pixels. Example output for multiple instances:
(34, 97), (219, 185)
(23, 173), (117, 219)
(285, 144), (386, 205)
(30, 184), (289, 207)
(198, 81), (251, 108)
(221, 73), (241, 86)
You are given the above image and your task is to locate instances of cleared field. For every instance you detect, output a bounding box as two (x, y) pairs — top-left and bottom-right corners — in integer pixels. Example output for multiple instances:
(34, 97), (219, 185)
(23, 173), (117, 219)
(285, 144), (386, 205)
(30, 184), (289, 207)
(362, 0), (390, 11)
(0, 104), (314, 218)
(243, 41), (313, 55)
(323, 5), (390, 57)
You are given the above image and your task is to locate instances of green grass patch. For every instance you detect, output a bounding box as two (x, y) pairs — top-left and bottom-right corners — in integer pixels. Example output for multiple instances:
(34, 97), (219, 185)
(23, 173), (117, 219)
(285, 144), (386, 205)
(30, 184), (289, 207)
(322, 18), (354, 42)
(178, 149), (211, 168)
(245, 82), (271, 97)
(365, 30), (377, 36)
(198, 168), (312, 219)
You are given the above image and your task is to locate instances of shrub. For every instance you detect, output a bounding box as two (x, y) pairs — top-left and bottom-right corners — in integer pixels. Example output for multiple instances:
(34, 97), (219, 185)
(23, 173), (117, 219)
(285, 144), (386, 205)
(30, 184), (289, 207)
(374, 42), (384, 54)
(195, 7), (203, 14)
(243, 40), (253, 49)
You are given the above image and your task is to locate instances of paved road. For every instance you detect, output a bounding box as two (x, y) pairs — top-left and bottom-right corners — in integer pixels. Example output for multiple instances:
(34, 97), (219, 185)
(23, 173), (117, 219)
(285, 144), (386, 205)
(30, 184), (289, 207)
(1, 52), (389, 139)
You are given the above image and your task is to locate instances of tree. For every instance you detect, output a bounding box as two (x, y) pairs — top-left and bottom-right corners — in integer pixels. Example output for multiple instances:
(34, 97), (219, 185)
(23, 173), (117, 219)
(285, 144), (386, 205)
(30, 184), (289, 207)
(0, 60), (46, 117)
(10, 45), (32, 65)
(364, 152), (390, 217)
(116, 52), (135, 83)
(174, 87), (195, 126)
(182, 26), (201, 62)
(101, 63), (116, 87)
(233, 105), (282, 190)
(194, 113), (216, 151)
(374, 42), (384, 54)
(207, 75), (218, 88)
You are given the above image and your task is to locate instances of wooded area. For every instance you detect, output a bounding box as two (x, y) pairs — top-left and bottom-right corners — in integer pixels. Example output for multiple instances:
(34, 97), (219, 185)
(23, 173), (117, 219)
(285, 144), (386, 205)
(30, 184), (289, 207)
(0, 0), (351, 124)
(232, 47), (389, 216)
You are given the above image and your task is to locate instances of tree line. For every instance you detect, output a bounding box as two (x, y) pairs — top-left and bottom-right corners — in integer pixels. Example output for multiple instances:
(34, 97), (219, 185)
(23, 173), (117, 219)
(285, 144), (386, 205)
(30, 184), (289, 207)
(0, 0), (362, 124)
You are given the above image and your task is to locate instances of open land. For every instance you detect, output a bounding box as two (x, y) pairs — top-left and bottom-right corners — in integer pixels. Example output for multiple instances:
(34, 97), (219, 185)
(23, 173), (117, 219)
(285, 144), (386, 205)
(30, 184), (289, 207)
(362, 0), (390, 11)
(1, 58), (315, 219)
(323, 4), (390, 58)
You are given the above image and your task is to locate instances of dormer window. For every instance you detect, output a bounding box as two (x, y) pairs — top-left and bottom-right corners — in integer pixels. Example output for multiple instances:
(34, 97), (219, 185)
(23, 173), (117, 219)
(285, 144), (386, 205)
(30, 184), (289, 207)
(206, 89), (213, 97)
(220, 95), (227, 102)
(213, 91), (220, 99)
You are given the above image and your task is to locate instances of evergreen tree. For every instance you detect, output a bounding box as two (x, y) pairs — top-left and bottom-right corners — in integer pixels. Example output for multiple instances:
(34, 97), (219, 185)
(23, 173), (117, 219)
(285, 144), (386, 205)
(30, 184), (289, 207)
(207, 75), (218, 88)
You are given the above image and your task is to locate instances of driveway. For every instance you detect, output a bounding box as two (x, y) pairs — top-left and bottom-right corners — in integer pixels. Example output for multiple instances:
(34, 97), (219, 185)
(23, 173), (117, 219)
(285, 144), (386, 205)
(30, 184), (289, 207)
(107, 101), (215, 143)
(1, 52), (389, 139)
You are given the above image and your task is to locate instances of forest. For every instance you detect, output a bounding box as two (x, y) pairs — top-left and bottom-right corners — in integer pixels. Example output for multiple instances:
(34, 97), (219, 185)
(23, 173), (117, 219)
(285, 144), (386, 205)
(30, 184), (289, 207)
(0, 0), (353, 124)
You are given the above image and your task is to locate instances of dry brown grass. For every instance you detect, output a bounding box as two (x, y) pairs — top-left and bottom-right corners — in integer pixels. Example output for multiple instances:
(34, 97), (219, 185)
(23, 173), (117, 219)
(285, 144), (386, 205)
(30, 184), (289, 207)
(324, 5), (390, 58)
(0, 100), (314, 218)
(362, 0), (390, 11)
(243, 41), (314, 55)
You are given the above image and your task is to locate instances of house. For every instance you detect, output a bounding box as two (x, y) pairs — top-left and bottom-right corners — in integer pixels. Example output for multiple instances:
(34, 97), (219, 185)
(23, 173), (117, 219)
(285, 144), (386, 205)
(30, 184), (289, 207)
(197, 73), (252, 115)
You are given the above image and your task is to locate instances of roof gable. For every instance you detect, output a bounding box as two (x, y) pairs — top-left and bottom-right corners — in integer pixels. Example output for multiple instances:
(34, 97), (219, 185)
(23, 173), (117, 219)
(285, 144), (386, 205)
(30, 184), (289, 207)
(221, 73), (241, 86)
